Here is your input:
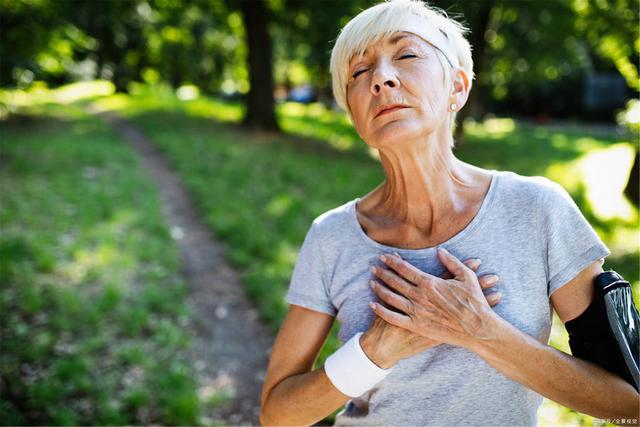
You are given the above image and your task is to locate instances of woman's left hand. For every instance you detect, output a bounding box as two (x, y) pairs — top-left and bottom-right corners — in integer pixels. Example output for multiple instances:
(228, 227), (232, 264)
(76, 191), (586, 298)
(369, 248), (500, 349)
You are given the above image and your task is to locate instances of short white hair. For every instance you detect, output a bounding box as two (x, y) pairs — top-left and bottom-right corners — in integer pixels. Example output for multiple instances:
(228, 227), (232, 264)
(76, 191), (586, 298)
(329, 0), (474, 130)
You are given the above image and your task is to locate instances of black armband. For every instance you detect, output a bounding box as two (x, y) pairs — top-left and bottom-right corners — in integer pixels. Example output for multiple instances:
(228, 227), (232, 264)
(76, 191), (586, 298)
(565, 270), (639, 391)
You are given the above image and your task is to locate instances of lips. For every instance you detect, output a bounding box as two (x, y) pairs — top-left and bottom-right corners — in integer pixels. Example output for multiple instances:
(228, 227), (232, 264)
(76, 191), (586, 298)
(374, 103), (410, 118)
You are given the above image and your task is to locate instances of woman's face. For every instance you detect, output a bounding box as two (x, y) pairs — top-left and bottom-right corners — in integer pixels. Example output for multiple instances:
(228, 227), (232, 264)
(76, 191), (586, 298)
(346, 32), (454, 148)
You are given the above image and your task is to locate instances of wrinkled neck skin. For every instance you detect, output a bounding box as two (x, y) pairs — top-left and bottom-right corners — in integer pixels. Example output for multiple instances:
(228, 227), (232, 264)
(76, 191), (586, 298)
(373, 121), (481, 233)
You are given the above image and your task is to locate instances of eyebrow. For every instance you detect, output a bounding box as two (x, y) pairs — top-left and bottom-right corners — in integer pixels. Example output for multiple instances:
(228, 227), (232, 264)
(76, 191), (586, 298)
(358, 34), (413, 59)
(389, 34), (411, 45)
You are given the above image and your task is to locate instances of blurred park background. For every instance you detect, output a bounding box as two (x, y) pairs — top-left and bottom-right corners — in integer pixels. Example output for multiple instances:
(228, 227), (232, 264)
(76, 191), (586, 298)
(1, 0), (638, 425)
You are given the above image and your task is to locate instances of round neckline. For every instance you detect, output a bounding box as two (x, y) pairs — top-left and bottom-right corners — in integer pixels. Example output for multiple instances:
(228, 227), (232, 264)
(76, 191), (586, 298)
(350, 171), (501, 255)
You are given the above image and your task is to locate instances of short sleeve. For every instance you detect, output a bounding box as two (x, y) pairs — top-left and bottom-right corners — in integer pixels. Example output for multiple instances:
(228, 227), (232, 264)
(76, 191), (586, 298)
(285, 222), (337, 316)
(539, 180), (611, 297)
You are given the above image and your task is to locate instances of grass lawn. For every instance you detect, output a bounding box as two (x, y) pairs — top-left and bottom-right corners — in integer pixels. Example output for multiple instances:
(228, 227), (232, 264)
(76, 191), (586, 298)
(96, 83), (636, 426)
(3, 81), (637, 426)
(0, 95), (219, 425)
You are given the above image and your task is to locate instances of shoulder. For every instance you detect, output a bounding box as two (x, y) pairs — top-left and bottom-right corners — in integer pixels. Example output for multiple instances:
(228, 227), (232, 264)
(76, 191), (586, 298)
(495, 170), (571, 205)
(308, 198), (357, 243)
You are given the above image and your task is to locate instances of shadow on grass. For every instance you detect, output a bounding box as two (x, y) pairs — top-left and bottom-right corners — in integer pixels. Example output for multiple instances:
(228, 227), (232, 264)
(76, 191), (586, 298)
(88, 96), (638, 427)
(115, 102), (639, 290)
(1, 110), (203, 425)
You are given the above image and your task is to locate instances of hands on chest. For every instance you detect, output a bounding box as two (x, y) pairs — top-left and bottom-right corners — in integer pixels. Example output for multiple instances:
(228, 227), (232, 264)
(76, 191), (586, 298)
(360, 248), (502, 367)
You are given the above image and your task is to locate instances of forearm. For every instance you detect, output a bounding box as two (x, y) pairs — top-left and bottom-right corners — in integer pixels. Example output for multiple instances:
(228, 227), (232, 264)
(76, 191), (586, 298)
(469, 316), (639, 419)
(260, 367), (349, 426)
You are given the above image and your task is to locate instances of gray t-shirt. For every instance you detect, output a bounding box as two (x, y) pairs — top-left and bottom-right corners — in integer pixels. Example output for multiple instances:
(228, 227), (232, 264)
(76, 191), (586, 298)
(285, 170), (610, 427)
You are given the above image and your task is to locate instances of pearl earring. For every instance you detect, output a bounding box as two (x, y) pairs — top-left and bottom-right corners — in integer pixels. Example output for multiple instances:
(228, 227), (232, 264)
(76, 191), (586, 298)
(450, 103), (457, 111)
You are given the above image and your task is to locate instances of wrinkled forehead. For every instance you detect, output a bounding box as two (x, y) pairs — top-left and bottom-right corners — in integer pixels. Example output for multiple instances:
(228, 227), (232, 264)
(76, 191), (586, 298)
(349, 32), (431, 63)
(347, 15), (458, 68)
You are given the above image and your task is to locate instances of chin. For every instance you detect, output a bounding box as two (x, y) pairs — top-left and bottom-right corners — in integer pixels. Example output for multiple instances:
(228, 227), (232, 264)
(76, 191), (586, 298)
(369, 119), (430, 148)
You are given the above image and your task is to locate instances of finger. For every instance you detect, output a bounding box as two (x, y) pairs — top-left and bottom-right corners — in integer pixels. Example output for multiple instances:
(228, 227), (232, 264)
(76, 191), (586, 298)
(442, 258), (481, 280)
(485, 291), (502, 307)
(465, 258), (482, 272)
(436, 248), (470, 280)
(371, 265), (417, 299)
(379, 254), (436, 287)
(478, 274), (499, 291)
(369, 301), (412, 329)
(370, 280), (413, 315)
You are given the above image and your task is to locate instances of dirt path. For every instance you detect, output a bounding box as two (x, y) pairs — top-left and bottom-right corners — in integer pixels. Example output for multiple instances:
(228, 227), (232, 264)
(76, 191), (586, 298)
(90, 106), (274, 426)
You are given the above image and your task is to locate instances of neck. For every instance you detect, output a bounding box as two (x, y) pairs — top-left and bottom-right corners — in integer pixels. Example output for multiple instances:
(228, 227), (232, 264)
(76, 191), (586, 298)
(374, 127), (480, 231)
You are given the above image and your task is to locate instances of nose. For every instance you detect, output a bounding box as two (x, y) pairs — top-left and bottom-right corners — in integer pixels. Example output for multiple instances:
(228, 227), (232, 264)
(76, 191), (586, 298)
(370, 63), (400, 96)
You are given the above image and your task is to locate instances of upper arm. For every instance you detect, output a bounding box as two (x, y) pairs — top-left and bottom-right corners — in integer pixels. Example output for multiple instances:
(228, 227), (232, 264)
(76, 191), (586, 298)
(550, 259), (604, 323)
(260, 304), (334, 407)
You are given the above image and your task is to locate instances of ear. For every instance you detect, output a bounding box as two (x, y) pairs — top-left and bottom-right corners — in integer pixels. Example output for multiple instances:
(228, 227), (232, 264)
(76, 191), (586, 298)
(449, 68), (471, 111)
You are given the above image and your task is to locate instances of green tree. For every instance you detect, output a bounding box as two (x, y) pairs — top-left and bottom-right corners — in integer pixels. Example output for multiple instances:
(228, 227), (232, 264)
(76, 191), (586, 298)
(238, 0), (279, 131)
(571, 0), (639, 204)
(0, 0), (66, 87)
(271, 0), (370, 102)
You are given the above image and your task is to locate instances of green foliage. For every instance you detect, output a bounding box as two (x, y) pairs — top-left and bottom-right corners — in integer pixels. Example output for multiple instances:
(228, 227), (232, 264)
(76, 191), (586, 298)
(1, 1), (243, 94)
(4, 82), (634, 426)
(573, 0), (639, 91)
(3, 0), (637, 123)
(0, 102), (203, 425)
(271, 0), (370, 92)
(99, 85), (636, 426)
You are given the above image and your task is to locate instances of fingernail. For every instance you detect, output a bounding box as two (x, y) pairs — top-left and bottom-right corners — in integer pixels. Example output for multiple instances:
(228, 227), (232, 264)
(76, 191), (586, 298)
(393, 251), (401, 258)
(469, 258), (481, 268)
(370, 266), (377, 274)
(369, 302), (377, 310)
(486, 275), (499, 285)
(379, 254), (387, 263)
(439, 247), (449, 255)
(491, 292), (501, 300)
(369, 280), (376, 288)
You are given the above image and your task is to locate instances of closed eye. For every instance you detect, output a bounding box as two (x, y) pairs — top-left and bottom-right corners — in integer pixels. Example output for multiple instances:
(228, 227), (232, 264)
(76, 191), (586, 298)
(352, 54), (415, 78)
(352, 69), (368, 79)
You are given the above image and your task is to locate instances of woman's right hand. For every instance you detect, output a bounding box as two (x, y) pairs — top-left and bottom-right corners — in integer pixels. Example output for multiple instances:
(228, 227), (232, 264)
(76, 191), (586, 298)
(360, 258), (500, 368)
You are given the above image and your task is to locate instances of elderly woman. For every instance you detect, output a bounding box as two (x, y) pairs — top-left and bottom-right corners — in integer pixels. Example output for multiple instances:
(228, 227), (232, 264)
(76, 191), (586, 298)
(259, 0), (639, 425)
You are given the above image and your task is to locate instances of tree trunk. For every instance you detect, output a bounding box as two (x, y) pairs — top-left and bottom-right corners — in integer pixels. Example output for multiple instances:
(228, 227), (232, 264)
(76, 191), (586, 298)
(239, 0), (280, 132)
(454, 0), (495, 144)
(624, 149), (639, 206)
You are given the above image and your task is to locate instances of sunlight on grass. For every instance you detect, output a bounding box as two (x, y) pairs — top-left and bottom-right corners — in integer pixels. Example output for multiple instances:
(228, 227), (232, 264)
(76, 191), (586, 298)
(52, 81), (116, 104)
(92, 93), (131, 112)
(1, 102), (201, 424)
(306, 102), (326, 118)
(579, 144), (636, 221)
(53, 83), (633, 427)
(544, 143), (636, 218)
(549, 314), (570, 352)
(274, 241), (299, 266)
(277, 102), (362, 152)
(465, 117), (516, 139)
(538, 398), (596, 427)
(56, 209), (139, 285)
(279, 101), (307, 117)
(183, 97), (243, 122)
(551, 136), (603, 152)
(484, 117), (516, 133)
(176, 84), (199, 101)
(544, 142), (638, 272)
(266, 194), (294, 218)
(0, 80), (115, 109)
(61, 244), (129, 285)
(8, 83), (635, 426)
(545, 141), (637, 250)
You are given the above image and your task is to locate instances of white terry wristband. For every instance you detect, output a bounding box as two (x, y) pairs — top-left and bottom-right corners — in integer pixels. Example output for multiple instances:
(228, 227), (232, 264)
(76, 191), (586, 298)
(324, 332), (394, 397)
